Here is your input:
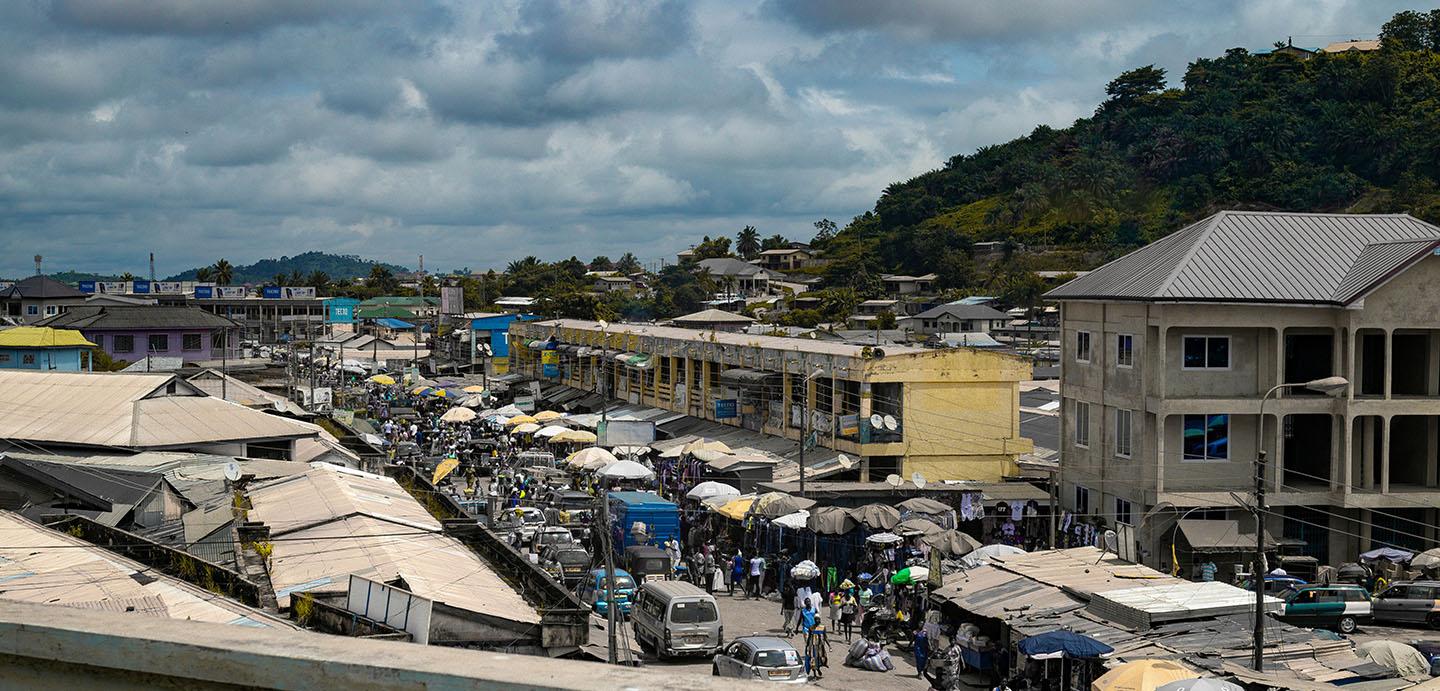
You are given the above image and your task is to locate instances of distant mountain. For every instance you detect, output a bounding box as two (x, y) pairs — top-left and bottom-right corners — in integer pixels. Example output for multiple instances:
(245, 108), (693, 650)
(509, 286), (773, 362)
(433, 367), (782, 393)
(47, 270), (123, 283)
(166, 252), (409, 284)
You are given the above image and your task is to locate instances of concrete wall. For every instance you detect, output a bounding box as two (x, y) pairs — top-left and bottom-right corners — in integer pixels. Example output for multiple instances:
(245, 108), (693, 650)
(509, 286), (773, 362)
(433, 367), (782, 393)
(0, 347), (86, 371)
(85, 328), (218, 363)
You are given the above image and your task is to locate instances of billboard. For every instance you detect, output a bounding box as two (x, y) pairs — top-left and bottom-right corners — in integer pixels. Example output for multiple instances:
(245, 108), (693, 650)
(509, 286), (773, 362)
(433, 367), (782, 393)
(541, 349), (559, 377)
(131, 280), (151, 294)
(597, 419), (656, 447)
(193, 285), (214, 299)
(262, 286), (282, 299)
(78, 280), (96, 293)
(218, 286), (247, 298)
(99, 281), (127, 294)
(440, 286), (464, 315)
(284, 286), (316, 299)
(714, 399), (738, 419)
(154, 281), (183, 294)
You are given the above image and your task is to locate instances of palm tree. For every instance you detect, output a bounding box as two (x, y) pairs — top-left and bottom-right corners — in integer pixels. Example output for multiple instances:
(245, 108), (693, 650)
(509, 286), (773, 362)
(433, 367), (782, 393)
(212, 259), (234, 285)
(368, 265), (397, 293)
(119, 272), (135, 282)
(195, 267), (214, 283)
(307, 271), (331, 292)
(506, 256), (542, 275)
(615, 252), (642, 274)
(273, 273), (288, 287)
(736, 225), (761, 259)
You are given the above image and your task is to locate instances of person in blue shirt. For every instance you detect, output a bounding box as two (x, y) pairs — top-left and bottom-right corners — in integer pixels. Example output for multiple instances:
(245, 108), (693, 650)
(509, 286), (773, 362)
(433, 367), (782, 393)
(730, 552), (746, 596)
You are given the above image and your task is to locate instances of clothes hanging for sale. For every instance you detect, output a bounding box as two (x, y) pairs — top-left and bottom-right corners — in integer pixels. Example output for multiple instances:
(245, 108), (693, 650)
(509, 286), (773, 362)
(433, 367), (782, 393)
(1010, 502), (1024, 521)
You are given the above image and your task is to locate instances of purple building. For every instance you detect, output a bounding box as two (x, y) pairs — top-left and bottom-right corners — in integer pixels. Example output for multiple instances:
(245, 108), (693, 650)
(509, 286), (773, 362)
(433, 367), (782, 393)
(36, 306), (238, 364)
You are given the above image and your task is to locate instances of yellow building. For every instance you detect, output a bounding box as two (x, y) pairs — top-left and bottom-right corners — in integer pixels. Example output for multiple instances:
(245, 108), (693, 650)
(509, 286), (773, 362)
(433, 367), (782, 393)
(509, 319), (1033, 482)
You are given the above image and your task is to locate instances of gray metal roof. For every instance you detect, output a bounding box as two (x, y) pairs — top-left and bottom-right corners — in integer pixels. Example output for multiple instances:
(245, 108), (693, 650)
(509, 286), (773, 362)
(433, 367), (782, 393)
(1046, 211), (1440, 305)
(38, 306), (238, 330)
(909, 303), (1009, 320)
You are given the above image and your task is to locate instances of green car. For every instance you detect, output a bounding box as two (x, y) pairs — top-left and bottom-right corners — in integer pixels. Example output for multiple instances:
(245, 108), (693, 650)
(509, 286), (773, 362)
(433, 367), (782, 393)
(1280, 585), (1372, 634)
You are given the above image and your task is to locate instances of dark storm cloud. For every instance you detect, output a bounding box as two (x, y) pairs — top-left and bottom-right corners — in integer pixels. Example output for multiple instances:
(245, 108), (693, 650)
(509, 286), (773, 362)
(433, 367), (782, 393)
(47, 0), (386, 36)
(498, 0), (694, 63)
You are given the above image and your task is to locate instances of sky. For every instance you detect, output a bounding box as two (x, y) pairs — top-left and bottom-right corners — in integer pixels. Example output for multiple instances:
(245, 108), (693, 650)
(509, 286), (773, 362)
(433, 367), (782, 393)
(0, 0), (1416, 278)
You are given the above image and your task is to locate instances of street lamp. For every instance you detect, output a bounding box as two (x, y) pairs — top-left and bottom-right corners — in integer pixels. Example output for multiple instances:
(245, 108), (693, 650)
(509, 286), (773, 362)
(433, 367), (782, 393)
(1253, 375), (1347, 671)
(797, 364), (825, 497)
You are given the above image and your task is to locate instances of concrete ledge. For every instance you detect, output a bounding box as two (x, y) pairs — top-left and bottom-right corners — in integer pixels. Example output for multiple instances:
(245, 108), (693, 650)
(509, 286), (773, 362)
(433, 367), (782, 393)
(0, 600), (741, 690)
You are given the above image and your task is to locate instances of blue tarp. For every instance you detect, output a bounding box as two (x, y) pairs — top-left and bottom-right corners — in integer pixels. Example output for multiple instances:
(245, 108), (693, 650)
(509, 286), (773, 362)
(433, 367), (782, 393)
(1017, 630), (1113, 659)
(374, 318), (415, 329)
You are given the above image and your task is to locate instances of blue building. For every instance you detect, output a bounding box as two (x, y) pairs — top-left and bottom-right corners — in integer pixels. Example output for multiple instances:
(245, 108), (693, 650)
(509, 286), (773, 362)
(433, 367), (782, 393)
(0, 327), (97, 371)
(471, 313), (535, 373)
(324, 297), (361, 324)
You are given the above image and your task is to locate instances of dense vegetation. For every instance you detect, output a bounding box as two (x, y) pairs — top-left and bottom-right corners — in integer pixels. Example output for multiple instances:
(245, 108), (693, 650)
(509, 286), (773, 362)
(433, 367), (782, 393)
(817, 10), (1440, 297)
(166, 252), (407, 285)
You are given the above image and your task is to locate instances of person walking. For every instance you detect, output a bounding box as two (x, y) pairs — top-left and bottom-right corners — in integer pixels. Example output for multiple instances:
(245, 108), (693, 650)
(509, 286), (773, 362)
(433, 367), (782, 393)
(828, 590), (842, 632)
(913, 628), (930, 680)
(781, 578), (798, 637)
(729, 551), (745, 596)
(839, 590), (858, 642)
(748, 553), (766, 599)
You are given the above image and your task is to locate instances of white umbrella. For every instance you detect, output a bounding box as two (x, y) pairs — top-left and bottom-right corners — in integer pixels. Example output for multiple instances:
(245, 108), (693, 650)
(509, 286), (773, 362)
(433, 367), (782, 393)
(686, 481), (740, 501)
(790, 559), (821, 579)
(774, 509), (810, 530)
(612, 445), (651, 457)
(865, 532), (903, 545)
(440, 407), (477, 423)
(511, 422), (541, 435)
(535, 424), (570, 438)
(568, 447), (618, 468)
(597, 460), (655, 481)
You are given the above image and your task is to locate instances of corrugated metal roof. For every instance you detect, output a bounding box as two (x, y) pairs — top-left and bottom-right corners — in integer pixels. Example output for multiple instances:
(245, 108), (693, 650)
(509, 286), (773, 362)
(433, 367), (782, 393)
(1047, 211), (1440, 304)
(0, 326), (95, 348)
(37, 305), (236, 330)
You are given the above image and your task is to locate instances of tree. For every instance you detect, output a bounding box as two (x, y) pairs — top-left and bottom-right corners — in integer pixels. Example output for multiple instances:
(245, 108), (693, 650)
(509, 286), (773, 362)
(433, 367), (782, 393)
(1380, 10), (1430, 51)
(692, 236), (732, 260)
(589, 255), (615, 271)
(812, 218), (837, 246)
(212, 259), (233, 285)
(307, 271), (331, 292)
(875, 310), (897, 330)
(367, 265), (398, 293)
(119, 272), (135, 282)
(615, 252), (642, 274)
(506, 256), (543, 275)
(195, 267), (214, 283)
(1104, 65), (1166, 103)
(761, 234), (789, 251)
(736, 225), (761, 259)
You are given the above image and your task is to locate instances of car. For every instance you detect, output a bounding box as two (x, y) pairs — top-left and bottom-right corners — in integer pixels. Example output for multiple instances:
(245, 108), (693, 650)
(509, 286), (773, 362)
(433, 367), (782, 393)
(541, 545), (593, 586)
(1373, 581), (1440, 628)
(1279, 585), (1371, 634)
(492, 506), (547, 546)
(1239, 575), (1307, 598)
(631, 580), (722, 659)
(577, 568), (636, 617)
(531, 526), (575, 553)
(712, 636), (806, 683)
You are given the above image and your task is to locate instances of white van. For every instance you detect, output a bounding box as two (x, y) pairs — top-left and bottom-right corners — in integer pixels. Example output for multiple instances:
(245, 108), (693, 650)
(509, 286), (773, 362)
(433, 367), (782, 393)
(631, 580), (723, 659)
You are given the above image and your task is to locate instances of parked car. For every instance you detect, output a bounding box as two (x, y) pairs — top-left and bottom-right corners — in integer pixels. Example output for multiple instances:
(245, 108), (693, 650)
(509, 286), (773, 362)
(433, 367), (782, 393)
(1238, 575), (1307, 598)
(632, 580), (723, 660)
(531, 526), (576, 553)
(577, 568), (636, 617)
(1373, 582), (1440, 628)
(541, 545), (593, 586)
(1279, 585), (1371, 634)
(492, 506), (547, 546)
(712, 636), (806, 683)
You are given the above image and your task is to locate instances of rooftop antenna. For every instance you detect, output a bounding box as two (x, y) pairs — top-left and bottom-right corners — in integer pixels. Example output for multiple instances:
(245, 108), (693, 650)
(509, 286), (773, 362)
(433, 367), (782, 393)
(33, 255), (41, 276)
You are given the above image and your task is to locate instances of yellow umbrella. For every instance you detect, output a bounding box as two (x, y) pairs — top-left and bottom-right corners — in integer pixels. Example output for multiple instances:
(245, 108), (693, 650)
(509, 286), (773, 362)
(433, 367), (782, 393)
(411, 385), (429, 395)
(505, 415), (538, 426)
(431, 457), (460, 485)
(552, 429), (597, 444)
(462, 385), (486, 393)
(368, 374), (396, 385)
(534, 410), (565, 422)
(716, 495), (756, 521)
(1091, 660), (1194, 691)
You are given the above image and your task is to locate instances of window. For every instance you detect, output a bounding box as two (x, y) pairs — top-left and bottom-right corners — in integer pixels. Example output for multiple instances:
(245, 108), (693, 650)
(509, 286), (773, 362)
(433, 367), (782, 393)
(182, 334), (202, 351)
(1074, 486), (1091, 515)
(1074, 401), (1090, 447)
(21, 354), (36, 365)
(1183, 336), (1230, 369)
(1182, 414), (1230, 461)
(1115, 409), (1132, 457)
(113, 335), (134, 353)
(670, 600), (718, 623)
(1117, 334), (1134, 367)
(44, 305), (57, 316)
(25, 305), (37, 316)
(0, 354), (9, 363)
(1075, 331), (1092, 362)
(148, 334), (169, 352)
(1114, 498), (1133, 525)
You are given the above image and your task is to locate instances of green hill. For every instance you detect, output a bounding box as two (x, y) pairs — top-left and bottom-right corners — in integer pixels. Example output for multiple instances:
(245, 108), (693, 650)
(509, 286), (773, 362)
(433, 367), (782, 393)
(167, 252), (408, 284)
(819, 9), (1440, 303)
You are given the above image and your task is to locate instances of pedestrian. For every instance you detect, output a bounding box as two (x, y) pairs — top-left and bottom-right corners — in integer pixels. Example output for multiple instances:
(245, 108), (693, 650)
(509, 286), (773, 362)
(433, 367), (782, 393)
(839, 590), (858, 642)
(828, 589), (841, 632)
(730, 552), (745, 596)
(913, 628), (930, 679)
(781, 578), (798, 636)
(799, 597), (817, 637)
(749, 553), (765, 599)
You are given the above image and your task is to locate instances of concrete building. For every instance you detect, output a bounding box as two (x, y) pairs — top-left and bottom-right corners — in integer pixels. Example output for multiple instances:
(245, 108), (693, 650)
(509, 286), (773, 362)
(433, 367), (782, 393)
(882, 273), (937, 296)
(670, 308), (755, 333)
(0, 326), (96, 371)
(0, 276), (88, 323)
(695, 258), (779, 297)
(1047, 211), (1440, 569)
(901, 303), (1009, 336)
(37, 305), (238, 364)
(511, 319), (1033, 482)
(324, 296), (360, 325)
(756, 247), (818, 271)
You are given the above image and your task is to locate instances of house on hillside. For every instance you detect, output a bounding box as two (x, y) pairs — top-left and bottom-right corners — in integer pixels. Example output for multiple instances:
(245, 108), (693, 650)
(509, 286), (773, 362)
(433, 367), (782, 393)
(901, 303), (1009, 336)
(0, 326), (97, 371)
(756, 247), (819, 272)
(1322, 39), (1380, 53)
(0, 276), (89, 324)
(695, 258), (778, 297)
(882, 274), (937, 296)
(36, 306), (237, 365)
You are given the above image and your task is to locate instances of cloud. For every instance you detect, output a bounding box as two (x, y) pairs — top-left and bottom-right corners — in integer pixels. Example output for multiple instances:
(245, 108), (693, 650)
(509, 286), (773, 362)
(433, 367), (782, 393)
(47, 0), (386, 36)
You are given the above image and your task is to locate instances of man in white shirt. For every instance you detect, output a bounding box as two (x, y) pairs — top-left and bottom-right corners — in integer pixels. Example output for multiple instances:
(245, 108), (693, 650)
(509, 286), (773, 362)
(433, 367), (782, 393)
(749, 555), (765, 598)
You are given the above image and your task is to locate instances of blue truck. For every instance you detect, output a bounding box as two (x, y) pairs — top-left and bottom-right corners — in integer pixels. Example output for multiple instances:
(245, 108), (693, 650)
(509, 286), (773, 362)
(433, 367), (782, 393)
(608, 491), (680, 559)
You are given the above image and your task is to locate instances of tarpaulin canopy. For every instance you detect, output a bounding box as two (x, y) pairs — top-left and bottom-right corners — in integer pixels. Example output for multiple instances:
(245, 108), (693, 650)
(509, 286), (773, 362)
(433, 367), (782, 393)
(1359, 547), (1414, 563)
(685, 481), (740, 501)
(1356, 640), (1429, 677)
(1018, 630), (1113, 659)
(597, 460), (654, 481)
(1412, 547), (1440, 570)
(923, 529), (981, 557)
(774, 510), (809, 530)
(849, 503), (901, 530)
(895, 517), (943, 537)
(750, 492), (816, 519)
(715, 495), (756, 521)
(373, 317), (414, 329)
(807, 506), (858, 535)
(897, 497), (952, 515)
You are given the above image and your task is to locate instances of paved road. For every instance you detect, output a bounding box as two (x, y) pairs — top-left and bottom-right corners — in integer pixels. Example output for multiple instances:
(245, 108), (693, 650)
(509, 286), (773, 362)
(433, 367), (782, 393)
(1348, 621), (1440, 648)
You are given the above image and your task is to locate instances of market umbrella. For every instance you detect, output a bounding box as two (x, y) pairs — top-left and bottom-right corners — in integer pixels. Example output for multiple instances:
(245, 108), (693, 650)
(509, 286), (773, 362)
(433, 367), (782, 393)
(612, 445), (650, 457)
(505, 415), (538, 426)
(1412, 547), (1440, 570)
(368, 374), (396, 385)
(1090, 660), (1193, 691)
(535, 425), (570, 438)
(534, 410), (565, 422)
(511, 422), (541, 435)
(774, 509), (810, 530)
(807, 506), (859, 535)
(924, 530), (982, 557)
(849, 503), (901, 530)
(865, 532), (903, 545)
(553, 429), (598, 444)
(897, 497), (952, 515)
(1356, 641), (1430, 677)
(581, 454), (615, 472)
(685, 481), (740, 501)
(750, 492), (817, 519)
(411, 385), (430, 395)
(462, 396), (486, 408)
(895, 517), (943, 537)
(890, 566), (929, 585)
(440, 407), (477, 423)
(715, 495), (756, 521)
(790, 559), (821, 580)
(431, 457), (460, 485)
(462, 385), (486, 393)
(960, 543), (1027, 568)
(1155, 679), (1243, 691)
(1017, 630), (1114, 659)
(597, 460), (655, 481)
(1360, 547), (1414, 563)
(567, 447), (618, 469)
(427, 388), (449, 398)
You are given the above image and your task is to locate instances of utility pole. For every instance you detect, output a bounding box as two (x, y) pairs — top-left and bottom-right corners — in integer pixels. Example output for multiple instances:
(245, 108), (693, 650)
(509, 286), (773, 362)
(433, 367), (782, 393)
(308, 340), (316, 412)
(798, 365), (821, 497)
(221, 326), (228, 401)
(596, 320), (617, 664)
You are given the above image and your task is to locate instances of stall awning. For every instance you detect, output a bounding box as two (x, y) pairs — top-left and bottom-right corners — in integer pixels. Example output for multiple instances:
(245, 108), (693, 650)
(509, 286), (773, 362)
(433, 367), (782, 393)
(1176, 520), (1294, 553)
(718, 368), (779, 386)
(373, 318), (415, 329)
(613, 353), (652, 369)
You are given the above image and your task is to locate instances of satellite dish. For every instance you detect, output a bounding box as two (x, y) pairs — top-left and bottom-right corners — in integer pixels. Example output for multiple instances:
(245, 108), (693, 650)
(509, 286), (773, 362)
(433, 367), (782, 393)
(885, 474), (903, 488)
(912, 472), (927, 490)
(882, 415), (898, 431)
(869, 414), (884, 429)
(837, 454), (855, 470)
(223, 461), (241, 482)
(1102, 529), (1119, 555)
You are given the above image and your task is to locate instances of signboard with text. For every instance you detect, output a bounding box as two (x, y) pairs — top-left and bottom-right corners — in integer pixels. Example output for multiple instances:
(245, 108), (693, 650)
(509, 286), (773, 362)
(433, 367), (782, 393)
(284, 286), (316, 299)
(218, 286), (247, 298)
(193, 285), (214, 299)
(78, 281), (96, 293)
(131, 280), (151, 294)
(262, 286), (282, 299)
(154, 281), (183, 294)
(440, 286), (463, 315)
(714, 399), (738, 419)
(100, 282), (127, 294)
(541, 349), (559, 377)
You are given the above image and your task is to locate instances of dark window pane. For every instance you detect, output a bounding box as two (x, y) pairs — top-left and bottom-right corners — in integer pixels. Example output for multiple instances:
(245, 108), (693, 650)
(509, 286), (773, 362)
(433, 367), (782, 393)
(1207, 414), (1229, 459)
(1183, 415), (1206, 459)
(1184, 337), (1205, 367)
(1208, 338), (1229, 368)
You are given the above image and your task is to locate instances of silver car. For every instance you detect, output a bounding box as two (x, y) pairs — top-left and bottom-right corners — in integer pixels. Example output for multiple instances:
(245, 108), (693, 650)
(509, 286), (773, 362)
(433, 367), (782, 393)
(712, 636), (807, 683)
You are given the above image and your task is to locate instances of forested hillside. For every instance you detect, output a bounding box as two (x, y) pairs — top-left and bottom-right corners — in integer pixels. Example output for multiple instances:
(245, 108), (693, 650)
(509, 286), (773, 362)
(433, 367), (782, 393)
(817, 10), (1440, 296)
